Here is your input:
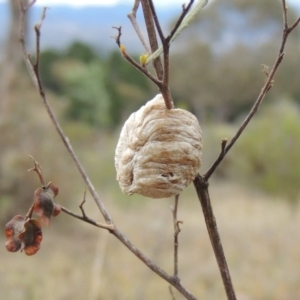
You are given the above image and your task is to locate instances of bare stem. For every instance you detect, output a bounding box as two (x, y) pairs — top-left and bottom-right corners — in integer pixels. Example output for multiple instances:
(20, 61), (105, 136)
(172, 194), (182, 277)
(146, 0), (174, 109)
(117, 0), (203, 109)
(19, 3), (113, 224)
(112, 26), (162, 86)
(25, 202), (35, 220)
(27, 155), (45, 186)
(140, 0), (164, 80)
(111, 227), (197, 300)
(193, 175), (236, 300)
(167, 0), (195, 43)
(79, 187), (87, 218)
(169, 285), (177, 300)
(61, 206), (114, 231)
(127, 0), (151, 53)
(204, 0), (300, 180)
(19, 3), (198, 299)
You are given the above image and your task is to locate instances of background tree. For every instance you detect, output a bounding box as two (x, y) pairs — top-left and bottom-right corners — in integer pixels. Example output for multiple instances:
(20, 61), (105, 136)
(170, 0), (300, 122)
(0, 0), (29, 121)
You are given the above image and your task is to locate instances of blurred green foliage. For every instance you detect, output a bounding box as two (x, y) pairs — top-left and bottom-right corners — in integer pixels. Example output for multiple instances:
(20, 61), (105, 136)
(170, 0), (300, 122)
(58, 60), (111, 127)
(39, 42), (153, 129)
(228, 100), (300, 204)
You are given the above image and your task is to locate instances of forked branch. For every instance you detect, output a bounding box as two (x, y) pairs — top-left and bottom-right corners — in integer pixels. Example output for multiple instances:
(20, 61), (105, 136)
(17, 1), (300, 300)
(18, 2), (198, 299)
(19, 0), (113, 225)
(204, 0), (300, 180)
(117, 0), (202, 109)
(140, 0), (164, 80)
(171, 194), (182, 278)
(127, 0), (151, 53)
(193, 1), (300, 300)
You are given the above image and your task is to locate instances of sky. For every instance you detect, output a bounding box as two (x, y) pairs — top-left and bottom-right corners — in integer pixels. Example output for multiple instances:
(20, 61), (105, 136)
(32, 0), (300, 8)
(0, 0), (204, 7)
(0, 0), (298, 8)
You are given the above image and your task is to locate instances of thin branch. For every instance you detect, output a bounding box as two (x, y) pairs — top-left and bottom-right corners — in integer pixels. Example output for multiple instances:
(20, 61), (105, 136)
(152, 0), (194, 103)
(25, 202), (35, 220)
(171, 194), (182, 278)
(79, 187), (87, 218)
(140, 0), (164, 80)
(19, 3), (113, 225)
(112, 26), (162, 86)
(193, 3), (300, 299)
(204, 0), (300, 181)
(147, 0), (165, 43)
(146, 0), (209, 65)
(127, 0), (151, 53)
(287, 17), (300, 32)
(111, 227), (196, 300)
(61, 206), (115, 231)
(147, 0), (174, 109)
(19, 0), (38, 88)
(169, 285), (177, 300)
(19, 4), (198, 299)
(193, 175), (236, 300)
(117, 0), (175, 109)
(32, 7), (47, 87)
(167, 0), (195, 43)
(27, 155), (45, 186)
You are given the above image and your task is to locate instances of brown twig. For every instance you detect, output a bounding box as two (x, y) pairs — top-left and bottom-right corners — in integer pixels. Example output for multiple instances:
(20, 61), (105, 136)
(146, 0), (174, 109)
(112, 227), (197, 300)
(19, 3), (198, 299)
(123, 1), (197, 110)
(192, 2), (300, 300)
(167, 0), (194, 43)
(27, 155), (45, 186)
(147, 0), (195, 109)
(79, 187), (87, 218)
(117, 0), (204, 109)
(112, 26), (162, 86)
(25, 202), (35, 220)
(193, 175), (236, 300)
(61, 206), (114, 231)
(169, 285), (177, 300)
(204, 0), (300, 181)
(140, 0), (164, 80)
(127, 0), (151, 53)
(171, 194), (182, 277)
(19, 1), (113, 225)
(26, 154), (44, 220)
(146, 0), (164, 43)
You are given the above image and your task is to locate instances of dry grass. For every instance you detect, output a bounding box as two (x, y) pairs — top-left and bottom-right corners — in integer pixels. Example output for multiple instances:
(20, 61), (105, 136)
(1, 181), (300, 300)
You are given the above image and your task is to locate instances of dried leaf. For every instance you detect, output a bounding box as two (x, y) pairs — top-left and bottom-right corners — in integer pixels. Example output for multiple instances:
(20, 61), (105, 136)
(5, 215), (24, 252)
(19, 218), (42, 256)
(33, 182), (60, 226)
(52, 203), (61, 217)
(4, 215), (42, 255)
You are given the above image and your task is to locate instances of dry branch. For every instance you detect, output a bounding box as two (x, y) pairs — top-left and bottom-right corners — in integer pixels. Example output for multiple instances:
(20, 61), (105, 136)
(192, 1), (300, 300)
(16, 0), (300, 300)
(204, 0), (300, 181)
(18, 2), (199, 299)
(171, 195), (181, 278)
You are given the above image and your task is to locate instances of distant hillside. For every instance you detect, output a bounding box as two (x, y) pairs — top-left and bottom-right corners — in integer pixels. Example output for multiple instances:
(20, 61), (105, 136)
(0, 3), (181, 53)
